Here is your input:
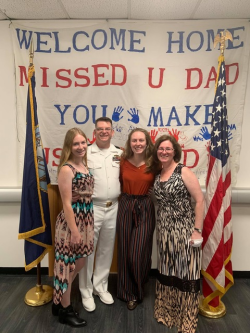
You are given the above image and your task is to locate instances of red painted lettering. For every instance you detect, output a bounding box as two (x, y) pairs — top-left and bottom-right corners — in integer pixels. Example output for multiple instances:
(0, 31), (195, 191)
(148, 67), (165, 88)
(56, 69), (72, 88)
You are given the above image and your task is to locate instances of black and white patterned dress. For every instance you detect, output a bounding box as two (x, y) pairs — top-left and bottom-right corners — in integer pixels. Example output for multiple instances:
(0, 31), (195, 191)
(154, 163), (201, 333)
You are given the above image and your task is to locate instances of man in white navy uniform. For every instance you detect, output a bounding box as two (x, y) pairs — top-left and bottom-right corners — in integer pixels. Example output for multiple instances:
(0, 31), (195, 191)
(79, 117), (122, 312)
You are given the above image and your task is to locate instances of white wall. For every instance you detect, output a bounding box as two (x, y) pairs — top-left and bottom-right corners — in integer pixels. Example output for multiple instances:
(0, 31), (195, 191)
(0, 21), (249, 271)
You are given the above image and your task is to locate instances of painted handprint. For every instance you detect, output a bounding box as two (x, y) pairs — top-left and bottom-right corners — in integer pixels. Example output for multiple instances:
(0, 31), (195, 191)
(168, 129), (180, 141)
(127, 108), (139, 124)
(199, 126), (211, 140)
(149, 129), (158, 143)
(87, 130), (96, 144)
(205, 141), (210, 154)
(228, 130), (233, 141)
(112, 106), (124, 122)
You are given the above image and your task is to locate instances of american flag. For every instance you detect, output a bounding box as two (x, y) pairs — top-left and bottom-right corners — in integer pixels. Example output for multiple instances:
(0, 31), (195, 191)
(201, 55), (234, 309)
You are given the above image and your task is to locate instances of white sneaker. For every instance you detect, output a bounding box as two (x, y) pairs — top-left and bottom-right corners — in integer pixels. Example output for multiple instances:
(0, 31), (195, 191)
(93, 291), (114, 305)
(82, 297), (96, 312)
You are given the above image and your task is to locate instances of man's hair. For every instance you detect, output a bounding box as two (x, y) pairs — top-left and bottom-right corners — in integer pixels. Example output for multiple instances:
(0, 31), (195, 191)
(95, 117), (112, 127)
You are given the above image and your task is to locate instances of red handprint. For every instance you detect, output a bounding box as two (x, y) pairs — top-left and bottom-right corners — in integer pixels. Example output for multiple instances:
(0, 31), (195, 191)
(168, 129), (180, 141)
(205, 141), (210, 154)
(87, 131), (96, 144)
(149, 129), (158, 143)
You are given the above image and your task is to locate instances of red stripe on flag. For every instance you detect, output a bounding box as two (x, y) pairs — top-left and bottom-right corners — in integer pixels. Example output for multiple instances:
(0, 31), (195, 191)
(202, 177), (223, 247)
(224, 233), (233, 261)
(223, 169), (231, 193)
(206, 155), (216, 188)
(224, 204), (231, 228)
(205, 237), (224, 278)
(202, 277), (213, 296)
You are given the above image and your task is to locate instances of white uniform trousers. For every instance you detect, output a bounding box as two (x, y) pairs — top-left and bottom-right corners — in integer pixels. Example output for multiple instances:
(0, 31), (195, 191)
(79, 201), (118, 299)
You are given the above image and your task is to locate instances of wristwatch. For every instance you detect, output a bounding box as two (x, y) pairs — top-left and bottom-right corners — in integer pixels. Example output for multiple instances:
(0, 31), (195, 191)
(194, 227), (202, 233)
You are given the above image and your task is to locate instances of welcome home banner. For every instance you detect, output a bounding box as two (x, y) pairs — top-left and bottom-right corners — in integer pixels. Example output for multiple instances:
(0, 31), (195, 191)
(11, 20), (250, 185)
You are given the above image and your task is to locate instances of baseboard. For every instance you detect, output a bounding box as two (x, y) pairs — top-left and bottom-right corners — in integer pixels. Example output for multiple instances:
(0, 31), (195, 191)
(0, 267), (49, 275)
(232, 271), (250, 278)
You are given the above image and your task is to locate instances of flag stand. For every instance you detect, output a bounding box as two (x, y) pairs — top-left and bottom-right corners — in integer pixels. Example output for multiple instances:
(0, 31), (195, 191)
(24, 263), (53, 306)
(199, 296), (226, 318)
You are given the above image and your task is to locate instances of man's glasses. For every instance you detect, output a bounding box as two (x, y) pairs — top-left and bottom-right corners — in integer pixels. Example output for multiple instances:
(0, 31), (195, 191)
(157, 147), (174, 152)
(95, 127), (112, 132)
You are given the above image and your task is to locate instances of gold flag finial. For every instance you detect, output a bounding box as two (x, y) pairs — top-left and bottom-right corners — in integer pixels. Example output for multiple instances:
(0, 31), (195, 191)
(214, 30), (233, 55)
(29, 40), (34, 65)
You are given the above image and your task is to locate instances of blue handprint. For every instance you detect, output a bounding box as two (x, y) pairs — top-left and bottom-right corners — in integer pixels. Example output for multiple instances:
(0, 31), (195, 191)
(228, 130), (233, 141)
(127, 108), (139, 124)
(227, 123), (236, 141)
(112, 106), (124, 122)
(199, 126), (211, 140)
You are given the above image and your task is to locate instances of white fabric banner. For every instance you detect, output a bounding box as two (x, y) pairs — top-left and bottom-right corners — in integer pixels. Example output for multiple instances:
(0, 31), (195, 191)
(11, 19), (250, 185)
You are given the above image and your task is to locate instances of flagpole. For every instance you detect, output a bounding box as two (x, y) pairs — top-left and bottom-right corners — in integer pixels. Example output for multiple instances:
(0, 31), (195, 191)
(199, 29), (233, 319)
(24, 41), (53, 307)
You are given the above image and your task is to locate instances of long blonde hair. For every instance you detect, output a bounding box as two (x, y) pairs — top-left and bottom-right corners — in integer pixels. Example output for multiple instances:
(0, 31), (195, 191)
(58, 128), (88, 174)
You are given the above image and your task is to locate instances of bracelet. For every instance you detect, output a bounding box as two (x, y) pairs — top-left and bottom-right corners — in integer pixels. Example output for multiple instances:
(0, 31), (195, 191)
(194, 227), (202, 233)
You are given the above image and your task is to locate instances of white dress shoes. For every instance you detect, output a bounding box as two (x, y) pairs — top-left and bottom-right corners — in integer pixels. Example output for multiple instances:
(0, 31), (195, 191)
(93, 291), (114, 305)
(82, 297), (96, 312)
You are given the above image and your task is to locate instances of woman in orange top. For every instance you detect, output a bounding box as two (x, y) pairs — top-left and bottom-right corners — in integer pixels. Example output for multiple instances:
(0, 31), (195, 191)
(116, 128), (155, 310)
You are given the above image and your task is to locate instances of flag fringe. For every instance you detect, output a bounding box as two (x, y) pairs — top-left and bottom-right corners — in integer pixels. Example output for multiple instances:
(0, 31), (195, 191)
(18, 225), (45, 240)
(201, 289), (223, 308)
(24, 238), (53, 249)
(201, 269), (226, 295)
(201, 247), (234, 306)
(28, 65), (47, 233)
(24, 247), (51, 272)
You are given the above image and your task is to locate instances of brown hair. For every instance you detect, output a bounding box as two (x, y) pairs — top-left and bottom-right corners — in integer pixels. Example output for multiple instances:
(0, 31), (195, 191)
(58, 128), (88, 174)
(150, 134), (182, 174)
(121, 128), (154, 170)
(95, 117), (112, 127)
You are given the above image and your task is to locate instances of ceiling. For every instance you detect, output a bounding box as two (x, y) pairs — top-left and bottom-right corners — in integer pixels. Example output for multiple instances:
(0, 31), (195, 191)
(0, 0), (250, 21)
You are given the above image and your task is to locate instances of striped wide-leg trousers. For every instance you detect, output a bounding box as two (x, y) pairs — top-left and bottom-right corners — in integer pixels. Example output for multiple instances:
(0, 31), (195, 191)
(117, 193), (155, 302)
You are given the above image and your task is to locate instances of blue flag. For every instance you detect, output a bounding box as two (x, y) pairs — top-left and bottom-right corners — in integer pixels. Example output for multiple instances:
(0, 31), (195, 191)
(18, 64), (52, 271)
